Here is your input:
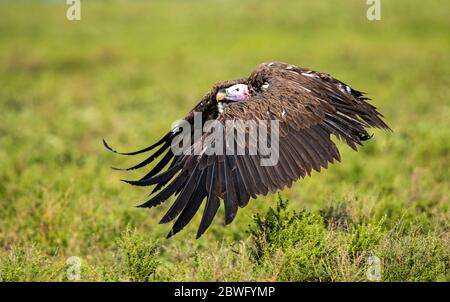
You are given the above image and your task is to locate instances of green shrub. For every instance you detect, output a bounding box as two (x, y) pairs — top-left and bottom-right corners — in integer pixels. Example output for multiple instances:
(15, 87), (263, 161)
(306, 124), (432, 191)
(248, 195), (330, 281)
(348, 217), (385, 259)
(377, 234), (449, 281)
(320, 202), (353, 231)
(117, 227), (160, 282)
(0, 244), (63, 281)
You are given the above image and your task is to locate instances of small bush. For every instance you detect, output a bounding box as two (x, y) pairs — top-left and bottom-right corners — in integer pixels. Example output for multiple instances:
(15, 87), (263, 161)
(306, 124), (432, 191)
(0, 244), (63, 281)
(248, 195), (330, 281)
(117, 227), (160, 282)
(377, 234), (450, 281)
(348, 218), (385, 259)
(320, 202), (353, 231)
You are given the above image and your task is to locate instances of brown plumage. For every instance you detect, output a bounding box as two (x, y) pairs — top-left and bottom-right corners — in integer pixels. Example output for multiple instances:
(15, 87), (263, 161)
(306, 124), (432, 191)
(104, 62), (390, 238)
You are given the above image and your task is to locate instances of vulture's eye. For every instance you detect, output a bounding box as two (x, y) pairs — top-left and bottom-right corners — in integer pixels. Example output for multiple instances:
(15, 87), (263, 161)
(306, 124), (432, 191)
(236, 88), (240, 91)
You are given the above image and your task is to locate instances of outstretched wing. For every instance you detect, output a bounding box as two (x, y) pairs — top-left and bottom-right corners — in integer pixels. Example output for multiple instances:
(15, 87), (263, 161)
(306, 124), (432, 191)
(103, 79), (244, 193)
(105, 62), (390, 238)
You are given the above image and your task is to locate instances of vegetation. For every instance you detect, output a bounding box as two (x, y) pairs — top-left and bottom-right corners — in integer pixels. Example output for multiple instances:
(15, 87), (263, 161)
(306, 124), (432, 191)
(0, 0), (448, 281)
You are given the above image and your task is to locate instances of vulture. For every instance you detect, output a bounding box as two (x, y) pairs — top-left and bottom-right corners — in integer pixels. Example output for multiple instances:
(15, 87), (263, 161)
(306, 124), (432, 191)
(104, 62), (390, 238)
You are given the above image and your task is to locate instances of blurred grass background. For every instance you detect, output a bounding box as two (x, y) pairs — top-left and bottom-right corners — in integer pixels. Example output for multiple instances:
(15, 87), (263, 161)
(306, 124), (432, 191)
(0, 0), (448, 281)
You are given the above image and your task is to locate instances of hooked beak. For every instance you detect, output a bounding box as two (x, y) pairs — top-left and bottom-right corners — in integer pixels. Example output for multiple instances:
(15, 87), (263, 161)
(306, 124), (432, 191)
(216, 88), (227, 102)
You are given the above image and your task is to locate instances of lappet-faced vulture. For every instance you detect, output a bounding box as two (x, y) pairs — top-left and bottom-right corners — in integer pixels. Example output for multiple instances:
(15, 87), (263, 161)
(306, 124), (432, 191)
(104, 62), (390, 238)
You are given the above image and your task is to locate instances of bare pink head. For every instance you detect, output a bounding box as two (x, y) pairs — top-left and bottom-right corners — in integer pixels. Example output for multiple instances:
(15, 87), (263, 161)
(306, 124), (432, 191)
(216, 84), (250, 102)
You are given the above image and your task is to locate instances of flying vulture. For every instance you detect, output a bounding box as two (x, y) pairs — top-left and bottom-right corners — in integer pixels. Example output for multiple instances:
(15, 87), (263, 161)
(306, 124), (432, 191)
(104, 62), (390, 238)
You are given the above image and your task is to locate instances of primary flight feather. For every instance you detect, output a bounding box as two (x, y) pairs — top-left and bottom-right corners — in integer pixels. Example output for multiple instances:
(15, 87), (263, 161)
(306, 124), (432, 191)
(104, 62), (390, 238)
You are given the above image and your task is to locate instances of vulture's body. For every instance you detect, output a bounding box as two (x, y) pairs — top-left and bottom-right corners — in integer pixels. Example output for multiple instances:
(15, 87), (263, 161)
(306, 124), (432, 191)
(105, 62), (390, 238)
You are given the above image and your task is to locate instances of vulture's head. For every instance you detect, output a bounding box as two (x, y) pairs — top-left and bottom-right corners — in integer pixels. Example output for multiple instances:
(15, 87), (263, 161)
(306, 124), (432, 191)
(216, 84), (250, 103)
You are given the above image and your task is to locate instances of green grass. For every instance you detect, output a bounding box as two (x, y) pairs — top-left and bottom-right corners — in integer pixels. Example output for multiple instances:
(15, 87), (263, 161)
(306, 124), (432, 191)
(0, 0), (449, 281)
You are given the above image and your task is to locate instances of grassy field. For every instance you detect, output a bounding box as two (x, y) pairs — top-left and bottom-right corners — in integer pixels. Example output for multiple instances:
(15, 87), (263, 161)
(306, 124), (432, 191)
(0, 0), (449, 281)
